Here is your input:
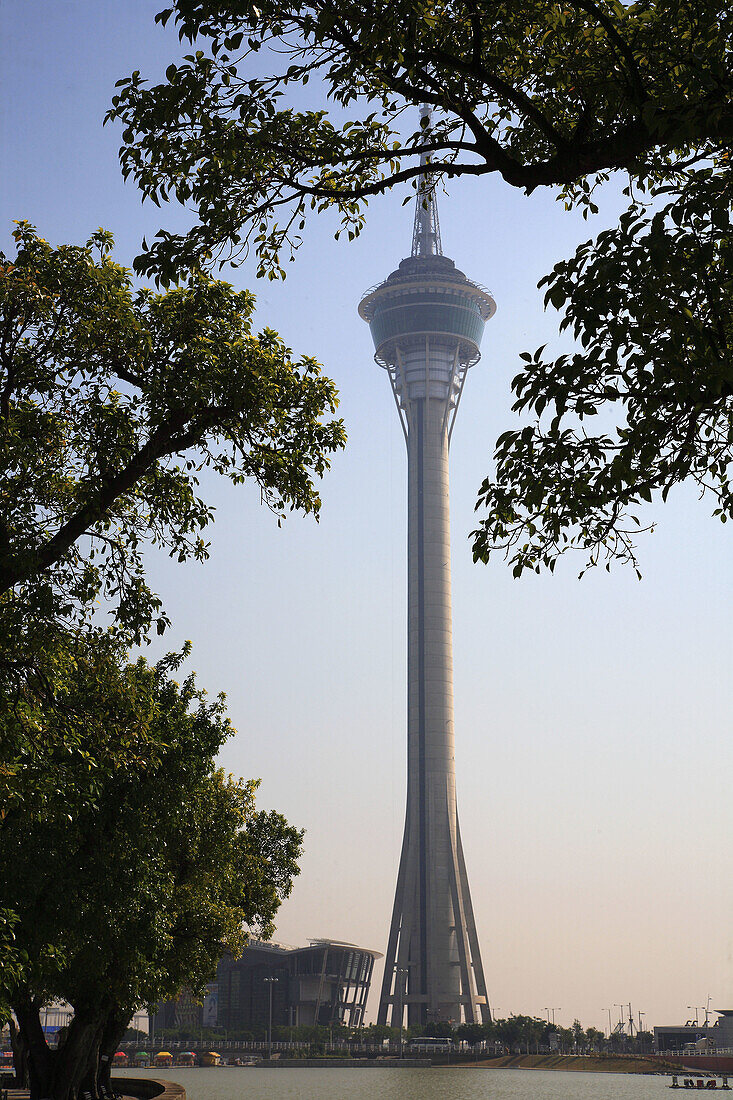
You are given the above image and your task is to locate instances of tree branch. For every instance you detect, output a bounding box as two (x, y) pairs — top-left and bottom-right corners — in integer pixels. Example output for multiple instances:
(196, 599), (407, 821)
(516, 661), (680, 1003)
(564, 0), (648, 105)
(0, 409), (189, 594)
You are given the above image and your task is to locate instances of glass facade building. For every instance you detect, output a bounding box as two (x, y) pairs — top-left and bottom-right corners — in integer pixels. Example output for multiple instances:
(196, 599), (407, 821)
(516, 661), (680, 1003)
(217, 939), (379, 1030)
(155, 938), (380, 1036)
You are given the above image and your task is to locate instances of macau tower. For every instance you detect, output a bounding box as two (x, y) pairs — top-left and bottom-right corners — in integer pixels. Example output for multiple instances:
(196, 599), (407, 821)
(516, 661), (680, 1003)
(358, 112), (496, 1027)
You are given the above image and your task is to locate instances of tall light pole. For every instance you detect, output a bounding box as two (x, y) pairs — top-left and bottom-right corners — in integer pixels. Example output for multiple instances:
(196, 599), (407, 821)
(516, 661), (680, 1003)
(614, 1005), (625, 1031)
(688, 1006), (702, 1027)
(360, 106), (496, 1028)
(606, 1008), (612, 1039)
(263, 976), (279, 1060)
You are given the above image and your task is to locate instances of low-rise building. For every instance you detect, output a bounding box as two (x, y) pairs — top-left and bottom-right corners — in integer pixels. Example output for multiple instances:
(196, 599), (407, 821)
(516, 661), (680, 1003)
(217, 938), (381, 1031)
(655, 1010), (733, 1053)
(153, 938), (381, 1035)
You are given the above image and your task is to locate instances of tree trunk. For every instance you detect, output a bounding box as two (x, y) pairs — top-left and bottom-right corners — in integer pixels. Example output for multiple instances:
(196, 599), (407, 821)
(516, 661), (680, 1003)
(52, 1010), (106, 1100)
(13, 997), (54, 1100)
(76, 1018), (106, 1100)
(9, 1016), (30, 1088)
(97, 1010), (129, 1100)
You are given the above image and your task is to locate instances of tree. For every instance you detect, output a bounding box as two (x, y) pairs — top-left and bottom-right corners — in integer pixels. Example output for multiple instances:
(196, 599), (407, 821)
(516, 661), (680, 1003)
(0, 220), (342, 930)
(0, 220), (342, 1036)
(105, 2), (733, 568)
(493, 1014), (545, 1053)
(360, 1023), (397, 1043)
(585, 1026), (606, 1051)
(572, 1018), (586, 1051)
(635, 1028), (654, 1053)
(472, 168), (733, 575)
(1, 643), (302, 1100)
(0, 629), (178, 1079)
(609, 1027), (628, 1052)
(2, 629), (163, 827)
(557, 1025), (575, 1053)
(455, 1022), (489, 1044)
(0, 221), (345, 651)
(423, 1019), (455, 1038)
(106, 0), (732, 282)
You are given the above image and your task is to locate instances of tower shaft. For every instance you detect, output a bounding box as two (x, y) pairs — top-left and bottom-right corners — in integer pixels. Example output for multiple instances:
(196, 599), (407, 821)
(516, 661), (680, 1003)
(376, 340), (490, 1026)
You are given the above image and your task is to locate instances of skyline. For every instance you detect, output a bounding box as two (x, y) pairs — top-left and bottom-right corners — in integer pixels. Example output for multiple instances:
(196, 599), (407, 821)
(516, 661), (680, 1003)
(4, 0), (733, 1033)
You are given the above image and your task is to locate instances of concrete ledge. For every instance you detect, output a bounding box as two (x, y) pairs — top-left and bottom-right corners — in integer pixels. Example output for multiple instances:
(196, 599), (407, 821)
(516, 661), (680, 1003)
(112, 1076), (185, 1100)
(2, 1082), (185, 1100)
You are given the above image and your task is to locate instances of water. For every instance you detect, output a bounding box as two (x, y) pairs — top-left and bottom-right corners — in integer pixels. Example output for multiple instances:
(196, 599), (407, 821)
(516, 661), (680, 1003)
(117, 1065), (672, 1100)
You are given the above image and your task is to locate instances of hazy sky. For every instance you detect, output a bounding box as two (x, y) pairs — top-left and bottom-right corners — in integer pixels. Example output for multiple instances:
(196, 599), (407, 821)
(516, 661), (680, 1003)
(4, 0), (733, 1035)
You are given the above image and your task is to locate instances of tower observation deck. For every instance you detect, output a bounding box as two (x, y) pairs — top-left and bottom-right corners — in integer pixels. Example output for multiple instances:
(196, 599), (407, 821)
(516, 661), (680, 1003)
(358, 113), (495, 1027)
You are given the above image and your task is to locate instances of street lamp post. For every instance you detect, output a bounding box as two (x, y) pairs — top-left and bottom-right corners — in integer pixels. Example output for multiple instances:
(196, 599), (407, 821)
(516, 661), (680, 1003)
(263, 976), (279, 1060)
(606, 1009), (612, 1040)
(614, 1005), (625, 1032)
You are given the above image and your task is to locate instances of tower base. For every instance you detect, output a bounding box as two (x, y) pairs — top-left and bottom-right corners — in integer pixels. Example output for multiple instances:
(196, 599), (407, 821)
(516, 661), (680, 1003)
(377, 807), (490, 1027)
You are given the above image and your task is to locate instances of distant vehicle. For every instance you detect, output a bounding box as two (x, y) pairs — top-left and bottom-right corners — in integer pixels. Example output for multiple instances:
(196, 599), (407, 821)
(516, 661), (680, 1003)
(408, 1037), (453, 1052)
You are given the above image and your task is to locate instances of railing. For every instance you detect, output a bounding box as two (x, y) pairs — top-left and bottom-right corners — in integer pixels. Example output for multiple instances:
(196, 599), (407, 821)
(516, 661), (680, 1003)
(122, 1040), (730, 1059)
(658, 1050), (733, 1057)
(118, 1040), (456, 1055)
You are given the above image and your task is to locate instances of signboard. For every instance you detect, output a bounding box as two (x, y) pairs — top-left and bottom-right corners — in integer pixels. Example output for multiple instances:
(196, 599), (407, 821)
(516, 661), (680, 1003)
(202, 984), (218, 1028)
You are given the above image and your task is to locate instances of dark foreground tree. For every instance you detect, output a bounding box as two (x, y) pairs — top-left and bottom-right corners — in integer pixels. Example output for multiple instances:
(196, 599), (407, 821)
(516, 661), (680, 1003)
(0, 629), (166, 1086)
(0, 221), (345, 649)
(1, 641), (302, 1100)
(472, 168), (733, 575)
(106, 0), (732, 281)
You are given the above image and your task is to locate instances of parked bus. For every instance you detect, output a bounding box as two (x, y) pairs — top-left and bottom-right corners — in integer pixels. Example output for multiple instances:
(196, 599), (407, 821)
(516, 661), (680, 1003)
(408, 1037), (454, 1053)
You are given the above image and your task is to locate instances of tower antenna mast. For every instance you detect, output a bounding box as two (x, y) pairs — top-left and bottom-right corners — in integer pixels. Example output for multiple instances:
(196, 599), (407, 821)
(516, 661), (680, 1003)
(411, 105), (442, 258)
